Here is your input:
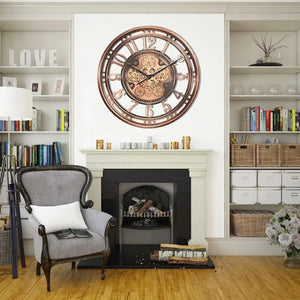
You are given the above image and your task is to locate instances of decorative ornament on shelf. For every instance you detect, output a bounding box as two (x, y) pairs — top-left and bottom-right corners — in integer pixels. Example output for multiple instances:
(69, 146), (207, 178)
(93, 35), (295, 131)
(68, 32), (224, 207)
(266, 204), (300, 268)
(250, 32), (287, 66)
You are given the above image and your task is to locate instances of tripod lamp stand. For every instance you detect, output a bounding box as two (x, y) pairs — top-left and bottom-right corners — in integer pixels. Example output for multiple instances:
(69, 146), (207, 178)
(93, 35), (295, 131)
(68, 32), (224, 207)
(0, 87), (32, 278)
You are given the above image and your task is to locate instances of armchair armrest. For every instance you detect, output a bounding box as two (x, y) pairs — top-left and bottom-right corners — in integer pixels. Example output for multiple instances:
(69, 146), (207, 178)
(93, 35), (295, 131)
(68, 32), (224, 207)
(81, 209), (116, 238)
(27, 213), (50, 264)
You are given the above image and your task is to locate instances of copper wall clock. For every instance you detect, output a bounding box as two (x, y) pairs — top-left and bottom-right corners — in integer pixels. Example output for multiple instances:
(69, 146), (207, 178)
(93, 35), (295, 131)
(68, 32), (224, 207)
(97, 26), (200, 128)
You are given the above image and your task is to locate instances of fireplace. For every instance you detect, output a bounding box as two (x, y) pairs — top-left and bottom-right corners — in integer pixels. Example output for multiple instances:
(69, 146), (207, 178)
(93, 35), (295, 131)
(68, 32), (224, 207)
(121, 184), (173, 244)
(102, 169), (191, 245)
(80, 149), (211, 247)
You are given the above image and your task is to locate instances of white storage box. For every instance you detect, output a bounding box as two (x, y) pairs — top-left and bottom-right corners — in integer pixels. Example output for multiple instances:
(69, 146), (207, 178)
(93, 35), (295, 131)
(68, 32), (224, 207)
(257, 170), (281, 187)
(257, 188), (281, 205)
(282, 171), (300, 187)
(231, 188), (257, 205)
(231, 170), (257, 188)
(282, 188), (300, 205)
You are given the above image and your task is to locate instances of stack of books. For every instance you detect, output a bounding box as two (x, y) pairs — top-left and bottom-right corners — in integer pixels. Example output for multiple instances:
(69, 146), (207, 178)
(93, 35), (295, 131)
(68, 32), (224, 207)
(241, 106), (299, 131)
(56, 109), (69, 131)
(0, 141), (64, 167)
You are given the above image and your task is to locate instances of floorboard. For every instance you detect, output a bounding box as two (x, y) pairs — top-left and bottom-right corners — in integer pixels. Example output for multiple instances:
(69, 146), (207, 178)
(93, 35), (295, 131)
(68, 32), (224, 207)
(0, 256), (299, 299)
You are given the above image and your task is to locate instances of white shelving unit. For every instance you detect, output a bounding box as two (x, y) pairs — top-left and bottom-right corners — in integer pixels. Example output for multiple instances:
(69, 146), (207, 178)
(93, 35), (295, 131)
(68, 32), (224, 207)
(228, 20), (300, 238)
(0, 20), (71, 164)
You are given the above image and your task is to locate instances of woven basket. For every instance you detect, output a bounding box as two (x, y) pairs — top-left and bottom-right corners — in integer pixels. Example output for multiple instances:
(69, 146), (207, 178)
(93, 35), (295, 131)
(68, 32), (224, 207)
(231, 144), (256, 167)
(282, 144), (300, 167)
(0, 229), (11, 266)
(256, 144), (282, 167)
(230, 210), (273, 237)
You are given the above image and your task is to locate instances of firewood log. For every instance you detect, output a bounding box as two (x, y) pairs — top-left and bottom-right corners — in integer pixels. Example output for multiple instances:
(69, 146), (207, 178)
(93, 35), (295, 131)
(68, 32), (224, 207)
(168, 256), (209, 265)
(137, 200), (153, 216)
(160, 244), (206, 251)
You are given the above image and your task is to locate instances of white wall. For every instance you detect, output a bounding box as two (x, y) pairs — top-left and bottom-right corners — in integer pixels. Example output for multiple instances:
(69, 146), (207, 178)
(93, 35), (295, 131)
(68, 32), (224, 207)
(73, 13), (225, 238)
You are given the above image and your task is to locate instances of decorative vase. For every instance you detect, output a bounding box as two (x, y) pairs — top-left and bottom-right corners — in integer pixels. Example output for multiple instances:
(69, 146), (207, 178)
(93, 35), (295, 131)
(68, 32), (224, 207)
(263, 53), (273, 63)
(284, 252), (300, 269)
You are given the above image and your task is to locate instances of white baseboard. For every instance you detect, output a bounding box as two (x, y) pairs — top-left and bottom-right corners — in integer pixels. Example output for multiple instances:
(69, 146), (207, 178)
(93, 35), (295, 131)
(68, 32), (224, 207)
(207, 238), (282, 256)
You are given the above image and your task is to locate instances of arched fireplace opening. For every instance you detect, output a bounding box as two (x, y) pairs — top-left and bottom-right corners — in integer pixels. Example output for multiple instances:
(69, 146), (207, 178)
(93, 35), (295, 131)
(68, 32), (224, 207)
(102, 169), (191, 246)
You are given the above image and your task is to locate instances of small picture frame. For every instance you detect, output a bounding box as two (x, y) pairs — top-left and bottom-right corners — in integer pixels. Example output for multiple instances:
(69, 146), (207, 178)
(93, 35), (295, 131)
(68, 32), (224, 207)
(2, 76), (17, 87)
(30, 79), (42, 95)
(54, 78), (65, 95)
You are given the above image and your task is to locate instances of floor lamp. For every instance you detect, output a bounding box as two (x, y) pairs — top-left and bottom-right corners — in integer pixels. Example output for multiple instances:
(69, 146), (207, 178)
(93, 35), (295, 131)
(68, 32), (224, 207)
(0, 87), (32, 278)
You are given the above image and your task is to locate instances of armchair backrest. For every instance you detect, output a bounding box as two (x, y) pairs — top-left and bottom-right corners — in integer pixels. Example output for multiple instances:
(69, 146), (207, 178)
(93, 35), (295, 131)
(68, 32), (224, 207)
(15, 165), (92, 208)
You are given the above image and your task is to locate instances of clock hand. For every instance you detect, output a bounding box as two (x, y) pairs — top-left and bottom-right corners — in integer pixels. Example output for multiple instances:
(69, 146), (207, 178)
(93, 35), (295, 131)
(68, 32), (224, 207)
(138, 55), (184, 85)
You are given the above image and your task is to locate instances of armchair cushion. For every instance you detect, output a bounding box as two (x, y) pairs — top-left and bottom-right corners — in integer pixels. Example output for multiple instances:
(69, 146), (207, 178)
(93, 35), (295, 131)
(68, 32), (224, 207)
(31, 201), (87, 233)
(45, 230), (106, 260)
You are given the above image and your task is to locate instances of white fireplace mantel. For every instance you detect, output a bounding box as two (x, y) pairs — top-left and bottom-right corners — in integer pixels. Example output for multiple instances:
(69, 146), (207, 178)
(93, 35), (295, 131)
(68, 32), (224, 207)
(80, 149), (212, 247)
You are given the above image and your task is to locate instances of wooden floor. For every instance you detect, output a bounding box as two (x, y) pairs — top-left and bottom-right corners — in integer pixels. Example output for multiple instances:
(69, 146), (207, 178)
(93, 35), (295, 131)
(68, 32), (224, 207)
(0, 256), (299, 299)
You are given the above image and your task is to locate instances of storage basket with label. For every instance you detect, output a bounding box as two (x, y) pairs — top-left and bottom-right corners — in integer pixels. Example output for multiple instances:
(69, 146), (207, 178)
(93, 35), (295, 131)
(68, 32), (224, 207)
(231, 144), (256, 167)
(230, 210), (273, 237)
(256, 144), (282, 167)
(0, 227), (11, 266)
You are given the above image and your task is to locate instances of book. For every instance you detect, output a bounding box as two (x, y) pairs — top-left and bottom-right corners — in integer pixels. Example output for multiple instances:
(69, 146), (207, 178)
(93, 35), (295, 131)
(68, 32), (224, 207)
(53, 229), (92, 239)
(241, 106), (251, 131)
(60, 109), (65, 131)
(32, 107), (42, 131)
(56, 141), (64, 164)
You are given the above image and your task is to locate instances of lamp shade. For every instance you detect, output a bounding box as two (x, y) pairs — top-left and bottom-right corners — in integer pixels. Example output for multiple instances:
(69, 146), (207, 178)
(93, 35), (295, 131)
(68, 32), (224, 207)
(0, 87), (32, 119)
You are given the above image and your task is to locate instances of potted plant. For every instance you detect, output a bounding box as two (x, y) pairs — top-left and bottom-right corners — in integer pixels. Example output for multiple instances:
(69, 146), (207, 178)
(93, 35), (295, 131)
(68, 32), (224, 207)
(266, 204), (300, 268)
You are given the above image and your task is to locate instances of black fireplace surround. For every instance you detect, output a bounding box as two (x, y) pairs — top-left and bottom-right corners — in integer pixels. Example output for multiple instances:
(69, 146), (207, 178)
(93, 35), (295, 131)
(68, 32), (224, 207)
(101, 169), (191, 245)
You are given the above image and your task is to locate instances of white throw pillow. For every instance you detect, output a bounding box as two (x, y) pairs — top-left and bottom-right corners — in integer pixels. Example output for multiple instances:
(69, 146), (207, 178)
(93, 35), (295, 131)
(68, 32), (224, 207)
(31, 201), (88, 233)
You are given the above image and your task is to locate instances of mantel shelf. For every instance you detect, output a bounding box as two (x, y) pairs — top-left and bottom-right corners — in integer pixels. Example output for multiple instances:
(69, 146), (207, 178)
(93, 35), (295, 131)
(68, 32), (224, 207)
(0, 66), (69, 74)
(230, 66), (300, 74)
(230, 95), (300, 101)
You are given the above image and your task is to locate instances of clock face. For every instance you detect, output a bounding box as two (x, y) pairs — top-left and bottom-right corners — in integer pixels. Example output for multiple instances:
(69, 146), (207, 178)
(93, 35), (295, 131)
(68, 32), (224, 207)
(98, 26), (200, 128)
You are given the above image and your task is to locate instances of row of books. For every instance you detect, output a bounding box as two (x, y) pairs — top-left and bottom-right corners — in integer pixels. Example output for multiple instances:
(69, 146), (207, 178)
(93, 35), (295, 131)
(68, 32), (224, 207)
(56, 109), (69, 131)
(241, 106), (300, 132)
(0, 141), (64, 167)
(0, 107), (42, 131)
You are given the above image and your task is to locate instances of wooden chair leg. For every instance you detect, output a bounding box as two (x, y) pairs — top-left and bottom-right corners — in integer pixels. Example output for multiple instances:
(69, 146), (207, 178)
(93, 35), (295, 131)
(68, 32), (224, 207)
(72, 261), (76, 269)
(41, 262), (52, 291)
(36, 262), (41, 276)
(101, 251), (110, 280)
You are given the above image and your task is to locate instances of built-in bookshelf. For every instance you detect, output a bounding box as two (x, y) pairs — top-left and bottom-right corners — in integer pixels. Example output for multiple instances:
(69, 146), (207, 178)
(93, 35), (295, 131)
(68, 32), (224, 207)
(228, 20), (300, 238)
(0, 20), (71, 164)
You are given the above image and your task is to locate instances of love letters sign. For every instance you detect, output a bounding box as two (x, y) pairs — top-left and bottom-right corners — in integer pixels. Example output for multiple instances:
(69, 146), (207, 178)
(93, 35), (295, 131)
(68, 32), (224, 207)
(9, 49), (58, 66)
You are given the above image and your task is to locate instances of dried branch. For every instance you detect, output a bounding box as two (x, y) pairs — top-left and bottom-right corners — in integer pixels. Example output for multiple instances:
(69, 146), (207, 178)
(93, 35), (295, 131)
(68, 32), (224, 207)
(252, 32), (287, 56)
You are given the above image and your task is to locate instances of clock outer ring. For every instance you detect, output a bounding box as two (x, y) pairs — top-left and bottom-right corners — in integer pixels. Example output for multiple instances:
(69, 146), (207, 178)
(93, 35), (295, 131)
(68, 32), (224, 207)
(98, 26), (201, 128)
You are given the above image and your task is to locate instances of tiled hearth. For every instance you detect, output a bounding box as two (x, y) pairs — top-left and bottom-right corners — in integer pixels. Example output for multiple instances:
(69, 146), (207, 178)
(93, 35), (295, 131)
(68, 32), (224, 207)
(80, 149), (211, 247)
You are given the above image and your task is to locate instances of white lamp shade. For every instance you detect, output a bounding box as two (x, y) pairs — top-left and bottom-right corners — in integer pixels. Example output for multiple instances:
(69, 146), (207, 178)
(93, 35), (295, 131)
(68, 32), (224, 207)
(0, 87), (33, 119)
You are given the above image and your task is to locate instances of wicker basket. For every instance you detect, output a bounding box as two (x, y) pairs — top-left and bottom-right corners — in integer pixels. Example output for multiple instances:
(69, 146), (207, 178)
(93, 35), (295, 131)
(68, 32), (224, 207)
(231, 144), (256, 167)
(256, 144), (282, 167)
(282, 144), (300, 167)
(0, 229), (11, 266)
(230, 210), (273, 237)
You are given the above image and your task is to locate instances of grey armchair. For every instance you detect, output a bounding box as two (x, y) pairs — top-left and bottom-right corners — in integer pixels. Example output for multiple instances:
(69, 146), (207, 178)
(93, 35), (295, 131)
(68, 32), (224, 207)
(15, 165), (116, 291)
